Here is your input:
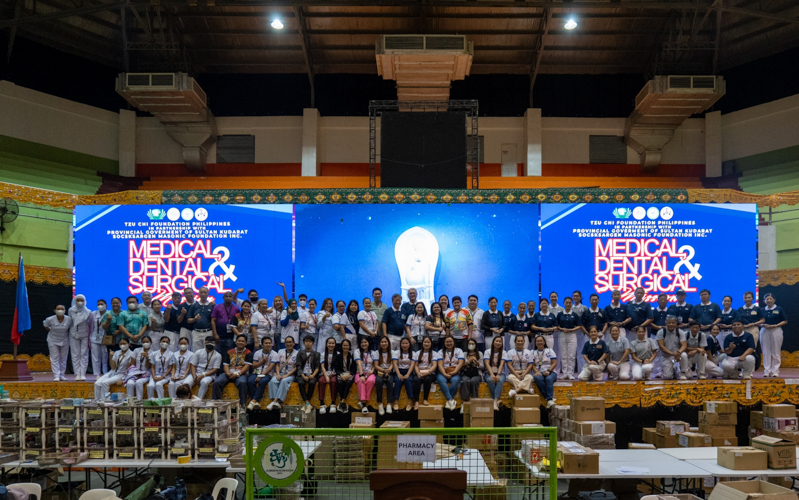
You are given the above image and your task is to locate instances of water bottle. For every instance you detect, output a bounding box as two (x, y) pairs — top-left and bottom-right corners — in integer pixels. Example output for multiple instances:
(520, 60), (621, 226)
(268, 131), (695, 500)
(176, 479), (187, 500)
(0, 484), (8, 500)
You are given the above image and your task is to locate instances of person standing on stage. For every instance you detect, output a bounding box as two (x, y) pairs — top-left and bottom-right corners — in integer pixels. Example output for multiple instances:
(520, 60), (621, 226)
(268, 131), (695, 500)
(689, 289), (722, 332)
(656, 316), (687, 380)
(67, 294), (92, 381)
(187, 287), (214, 352)
(571, 291), (588, 318)
(382, 294), (407, 350)
(446, 296), (473, 351)
(580, 294), (606, 372)
(509, 302), (532, 349)
(281, 299), (307, 349)
(44, 304), (72, 382)
(232, 300), (254, 350)
(400, 288), (420, 319)
(668, 289), (693, 329)
(604, 290), (630, 341)
(302, 298), (318, 346)
(139, 291), (154, 318)
(90, 299), (110, 376)
(549, 292), (564, 317)
(761, 293), (788, 378)
(211, 291), (240, 355)
(404, 302), (427, 351)
(557, 297), (582, 380)
(232, 288), (260, 310)
(739, 291), (764, 346)
(162, 292), (183, 352)
(626, 287), (653, 342)
(653, 294), (670, 334)
(718, 296), (739, 347)
(721, 319), (756, 379)
(425, 302), (448, 350)
(467, 295), (485, 353)
(502, 300), (515, 349)
(482, 297), (504, 352)
(316, 298), (335, 349)
(371, 288), (389, 346)
(359, 297), (379, 350)
(176, 287), (195, 349)
(532, 299), (558, 349)
(118, 296), (149, 349)
(149, 335), (174, 398)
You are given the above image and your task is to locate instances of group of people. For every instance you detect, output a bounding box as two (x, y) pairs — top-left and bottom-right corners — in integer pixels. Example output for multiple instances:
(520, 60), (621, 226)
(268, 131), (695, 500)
(42, 284), (787, 411)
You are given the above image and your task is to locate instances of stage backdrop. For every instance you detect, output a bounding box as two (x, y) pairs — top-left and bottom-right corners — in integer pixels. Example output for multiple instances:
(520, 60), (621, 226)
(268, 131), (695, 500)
(294, 204), (539, 310)
(540, 203), (758, 305)
(74, 204), (293, 305)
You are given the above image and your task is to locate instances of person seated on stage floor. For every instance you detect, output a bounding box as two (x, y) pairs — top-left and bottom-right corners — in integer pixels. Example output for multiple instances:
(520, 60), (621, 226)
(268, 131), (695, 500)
(458, 339), (482, 414)
(44, 304), (73, 382)
(436, 335), (465, 411)
(483, 335), (507, 411)
(213, 334), (252, 407)
(248, 336), (278, 410)
(578, 326), (609, 381)
(148, 336), (174, 399)
(295, 335), (321, 415)
(531, 335), (558, 408)
(606, 325), (632, 381)
(374, 336), (397, 416)
(682, 322), (708, 380)
(94, 337), (135, 400)
(335, 339), (356, 413)
(630, 326), (658, 381)
(705, 325), (726, 378)
(193, 336), (223, 401)
(124, 335), (152, 400)
(393, 337), (417, 412)
(266, 336), (298, 411)
(317, 337), (339, 415)
(413, 337), (438, 409)
(656, 316), (687, 380)
(169, 337), (194, 398)
(506, 334), (535, 396)
(762, 293), (789, 378)
(721, 319), (756, 380)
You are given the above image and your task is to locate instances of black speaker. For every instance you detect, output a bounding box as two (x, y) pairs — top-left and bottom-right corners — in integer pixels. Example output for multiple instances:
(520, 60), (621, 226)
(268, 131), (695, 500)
(380, 111), (467, 189)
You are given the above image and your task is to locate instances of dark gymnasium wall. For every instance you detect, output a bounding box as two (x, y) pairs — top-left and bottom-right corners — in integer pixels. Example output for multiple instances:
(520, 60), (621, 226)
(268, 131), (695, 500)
(0, 279), (73, 356)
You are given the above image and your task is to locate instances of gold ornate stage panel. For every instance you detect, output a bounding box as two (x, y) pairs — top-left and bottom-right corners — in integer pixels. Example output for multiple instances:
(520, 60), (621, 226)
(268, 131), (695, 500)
(3, 377), (799, 409)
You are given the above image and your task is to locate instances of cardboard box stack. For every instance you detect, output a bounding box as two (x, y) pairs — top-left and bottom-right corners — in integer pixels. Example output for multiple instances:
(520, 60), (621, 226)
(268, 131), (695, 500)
(759, 405), (799, 445)
(646, 420), (688, 448)
(376, 421), (421, 470)
(540, 440), (600, 474)
(418, 405), (444, 429)
(697, 400), (738, 447)
(510, 394), (541, 449)
(561, 397), (615, 449)
(549, 405), (570, 441)
(465, 398), (498, 453)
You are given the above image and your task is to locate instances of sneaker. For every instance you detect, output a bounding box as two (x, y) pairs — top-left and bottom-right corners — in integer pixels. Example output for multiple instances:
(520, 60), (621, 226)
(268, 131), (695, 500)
(405, 404), (412, 412)
(449, 399), (457, 410)
(275, 402), (282, 410)
(743, 375), (752, 380)
(330, 404), (336, 414)
(698, 375), (706, 380)
(679, 375), (688, 380)
(266, 401), (276, 411)
(460, 404), (464, 414)
(378, 404), (385, 416)
(361, 406), (369, 414)
(493, 401), (499, 411)
(319, 405), (327, 415)
(54, 378), (60, 382)
(247, 400), (257, 411)
(508, 389), (517, 398)
(386, 405), (393, 414)
(357, 402), (364, 410)
(547, 399), (556, 408)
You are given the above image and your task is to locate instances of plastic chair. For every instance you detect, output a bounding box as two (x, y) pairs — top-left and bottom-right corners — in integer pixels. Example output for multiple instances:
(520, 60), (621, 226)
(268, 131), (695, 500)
(77, 489), (117, 500)
(212, 478), (239, 500)
(10, 483), (42, 500)
(641, 495), (660, 500)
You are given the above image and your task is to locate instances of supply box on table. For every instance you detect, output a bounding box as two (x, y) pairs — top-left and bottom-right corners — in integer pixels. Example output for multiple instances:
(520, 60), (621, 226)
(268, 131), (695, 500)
(707, 480), (798, 500)
(717, 447), (768, 470)
(750, 435), (797, 470)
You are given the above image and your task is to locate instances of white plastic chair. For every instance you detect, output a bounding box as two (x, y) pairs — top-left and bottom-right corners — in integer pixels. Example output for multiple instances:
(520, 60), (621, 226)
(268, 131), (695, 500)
(10, 483), (42, 500)
(77, 489), (117, 500)
(641, 495), (660, 500)
(212, 478), (239, 500)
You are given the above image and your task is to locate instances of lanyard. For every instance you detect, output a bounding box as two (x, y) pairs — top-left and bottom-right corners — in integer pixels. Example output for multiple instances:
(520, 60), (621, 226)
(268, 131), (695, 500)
(177, 355), (186, 374)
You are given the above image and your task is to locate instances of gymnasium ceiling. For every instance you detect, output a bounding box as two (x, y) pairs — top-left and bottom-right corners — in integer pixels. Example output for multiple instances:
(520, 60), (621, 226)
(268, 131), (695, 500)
(1, 0), (798, 81)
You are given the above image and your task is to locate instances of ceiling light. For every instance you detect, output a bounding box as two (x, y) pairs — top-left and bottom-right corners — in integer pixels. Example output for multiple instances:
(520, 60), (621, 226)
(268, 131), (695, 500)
(564, 18), (577, 30)
(271, 18), (284, 29)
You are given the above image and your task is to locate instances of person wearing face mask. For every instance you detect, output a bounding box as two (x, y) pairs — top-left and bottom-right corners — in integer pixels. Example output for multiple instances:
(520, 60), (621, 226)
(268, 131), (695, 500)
(459, 339), (483, 414)
(44, 304), (73, 382)
(148, 336), (175, 398)
(232, 288), (260, 310)
(169, 338), (195, 398)
(302, 299), (318, 347)
(125, 335), (153, 399)
(297, 294), (309, 315)
(193, 336), (223, 400)
(162, 292), (183, 353)
(118, 296), (149, 349)
(213, 334), (252, 407)
(90, 299), (110, 377)
(94, 338), (135, 400)
(68, 294), (93, 381)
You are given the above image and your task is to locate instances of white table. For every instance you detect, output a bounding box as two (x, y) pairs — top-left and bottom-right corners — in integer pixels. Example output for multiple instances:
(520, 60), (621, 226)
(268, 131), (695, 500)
(423, 448), (498, 486)
(658, 447), (718, 461)
(687, 459), (799, 478)
(516, 450), (710, 480)
(597, 449), (678, 462)
(3, 459), (232, 470)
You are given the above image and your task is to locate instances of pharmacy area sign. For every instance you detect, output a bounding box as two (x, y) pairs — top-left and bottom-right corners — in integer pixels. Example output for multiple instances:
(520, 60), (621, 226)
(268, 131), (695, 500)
(253, 436), (304, 487)
(397, 435), (437, 463)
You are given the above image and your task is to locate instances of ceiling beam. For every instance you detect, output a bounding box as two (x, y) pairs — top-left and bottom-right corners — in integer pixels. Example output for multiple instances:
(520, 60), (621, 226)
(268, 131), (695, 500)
(716, 4), (799, 25)
(186, 44), (655, 52)
(294, 5), (316, 107)
(529, 7), (551, 107)
(171, 11), (671, 20)
(0, 0), (127, 29)
(175, 28), (706, 36)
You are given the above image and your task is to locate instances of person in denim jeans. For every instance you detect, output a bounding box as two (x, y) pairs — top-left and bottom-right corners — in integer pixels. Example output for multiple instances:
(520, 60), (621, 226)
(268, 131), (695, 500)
(531, 335), (559, 408)
(483, 336), (507, 410)
(392, 338), (416, 411)
(247, 337), (278, 410)
(436, 336), (464, 411)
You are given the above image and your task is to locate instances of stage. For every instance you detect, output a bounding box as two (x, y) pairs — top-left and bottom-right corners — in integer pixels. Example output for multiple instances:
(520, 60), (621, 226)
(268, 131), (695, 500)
(4, 369), (799, 408)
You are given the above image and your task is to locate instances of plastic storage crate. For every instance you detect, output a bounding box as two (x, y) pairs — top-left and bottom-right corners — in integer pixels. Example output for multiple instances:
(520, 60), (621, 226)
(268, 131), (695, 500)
(84, 428), (110, 459)
(141, 407), (165, 427)
(55, 426), (82, 451)
(112, 407), (137, 427)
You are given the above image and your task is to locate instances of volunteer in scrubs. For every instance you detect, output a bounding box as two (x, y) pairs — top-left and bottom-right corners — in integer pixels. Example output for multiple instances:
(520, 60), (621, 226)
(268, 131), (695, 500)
(68, 294), (92, 381)
(44, 305), (72, 381)
(90, 299), (110, 376)
(94, 337), (135, 400)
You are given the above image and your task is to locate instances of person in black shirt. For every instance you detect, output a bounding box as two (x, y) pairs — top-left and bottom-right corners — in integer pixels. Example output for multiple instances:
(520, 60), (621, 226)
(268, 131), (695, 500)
(482, 297), (504, 348)
(333, 339), (356, 413)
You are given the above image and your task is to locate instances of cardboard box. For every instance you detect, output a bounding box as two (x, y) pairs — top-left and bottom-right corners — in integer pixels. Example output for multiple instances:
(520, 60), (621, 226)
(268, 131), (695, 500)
(642, 427), (658, 444)
(351, 412), (376, 426)
(419, 419), (445, 428)
(654, 432), (678, 449)
(763, 417), (798, 432)
(678, 432), (712, 448)
(657, 420), (689, 436)
(700, 411), (738, 426)
(473, 478), (507, 500)
(713, 437), (739, 447)
(776, 431), (799, 445)
(570, 397), (605, 422)
(417, 405), (443, 421)
(376, 421), (422, 470)
(466, 433), (498, 453)
(717, 447), (768, 470)
(572, 421), (617, 435)
(699, 423), (736, 438)
(471, 398), (494, 417)
(559, 442), (600, 475)
(463, 402), (470, 417)
(511, 408), (541, 425)
(470, 416), (495, 428)
(513, 394), (540, 408)
(705, 401), (737, 414)
(751, 435), (797, 470)
(707, 480), (797, 500)
(751, 411), (764, 430)
(628, 443), (656, 449)
(763, 405), (796, 419)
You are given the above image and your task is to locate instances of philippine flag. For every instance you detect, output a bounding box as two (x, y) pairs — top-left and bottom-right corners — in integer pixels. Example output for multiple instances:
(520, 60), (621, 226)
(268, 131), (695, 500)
(11, 253), (32, 345)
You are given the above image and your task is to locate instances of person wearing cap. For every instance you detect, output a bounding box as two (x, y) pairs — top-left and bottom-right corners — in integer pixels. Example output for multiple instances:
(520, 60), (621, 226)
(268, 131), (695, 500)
(667, 290), (693, 330)
(192, 335), (222, 400)
(721, 319), (756, 379)
(212, 334), (252, 407)
(689, 289), (721, 332)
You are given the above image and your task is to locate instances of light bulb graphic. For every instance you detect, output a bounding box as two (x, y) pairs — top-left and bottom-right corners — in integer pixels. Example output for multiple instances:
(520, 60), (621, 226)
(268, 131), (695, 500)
(395, 226), (439, 310)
